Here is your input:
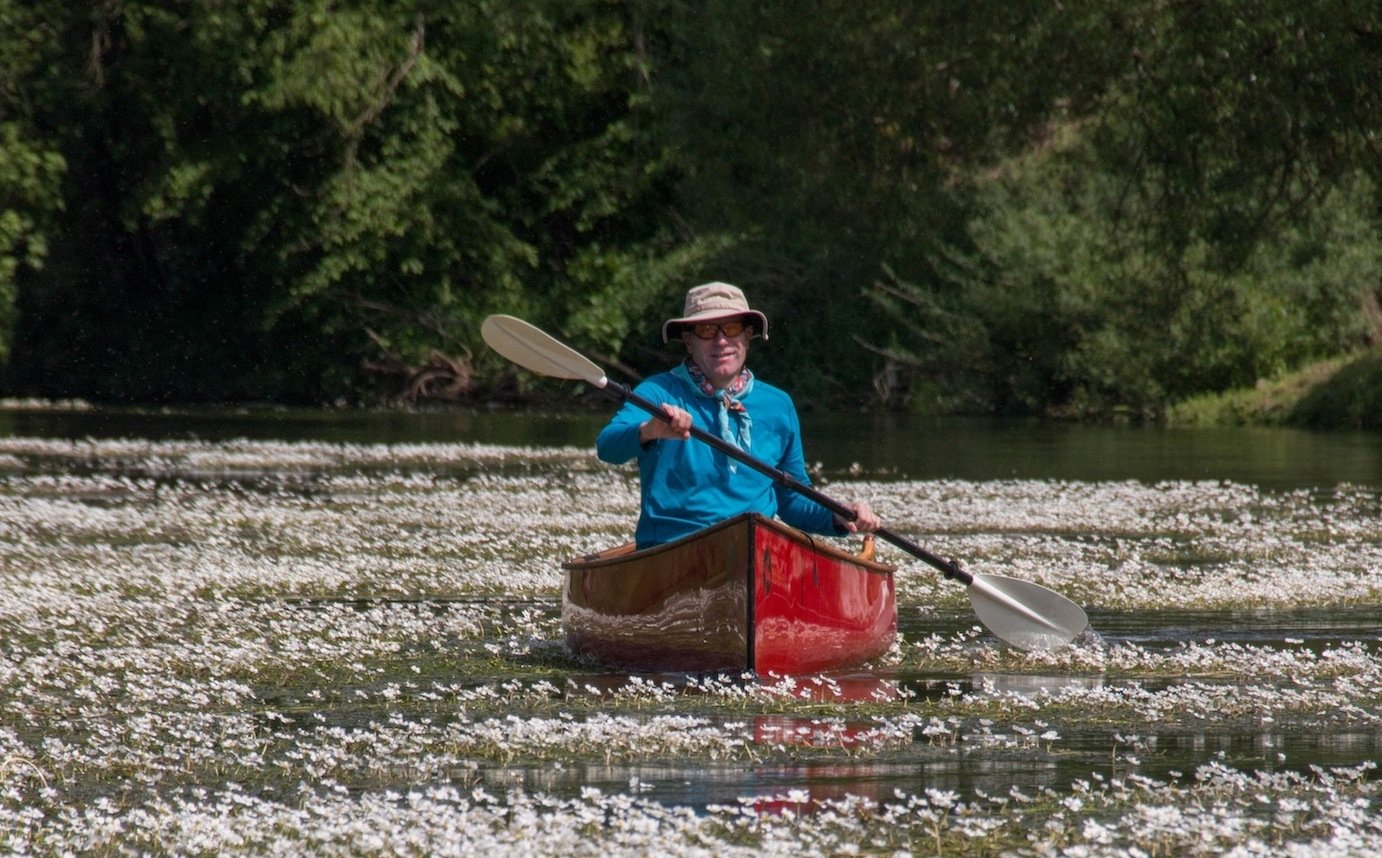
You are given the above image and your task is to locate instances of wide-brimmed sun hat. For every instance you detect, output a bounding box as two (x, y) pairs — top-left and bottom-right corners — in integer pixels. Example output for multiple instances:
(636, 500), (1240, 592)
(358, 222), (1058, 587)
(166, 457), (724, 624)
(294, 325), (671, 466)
(661, 282), (769, 343)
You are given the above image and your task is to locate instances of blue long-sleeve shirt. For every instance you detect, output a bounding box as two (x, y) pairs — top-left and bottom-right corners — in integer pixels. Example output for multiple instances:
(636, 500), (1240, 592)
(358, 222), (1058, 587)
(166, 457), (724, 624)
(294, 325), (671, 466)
(596, 369), (841, 547)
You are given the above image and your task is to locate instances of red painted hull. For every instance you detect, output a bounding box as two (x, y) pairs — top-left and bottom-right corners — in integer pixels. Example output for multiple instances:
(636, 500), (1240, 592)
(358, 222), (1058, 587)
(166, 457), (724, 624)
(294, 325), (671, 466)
(562, 513), (896, 674)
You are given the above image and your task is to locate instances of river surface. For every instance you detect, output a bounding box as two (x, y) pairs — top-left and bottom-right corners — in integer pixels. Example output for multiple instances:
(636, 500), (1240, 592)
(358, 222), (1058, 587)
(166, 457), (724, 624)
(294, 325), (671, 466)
(523, 604), (1382, 810)
(2, 404), (1380, 854)
(6, 403), (1382, 489)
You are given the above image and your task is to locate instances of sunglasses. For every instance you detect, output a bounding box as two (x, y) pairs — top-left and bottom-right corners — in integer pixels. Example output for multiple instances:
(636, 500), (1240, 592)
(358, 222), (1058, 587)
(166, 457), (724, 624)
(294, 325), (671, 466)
(688, 320), (751, 340)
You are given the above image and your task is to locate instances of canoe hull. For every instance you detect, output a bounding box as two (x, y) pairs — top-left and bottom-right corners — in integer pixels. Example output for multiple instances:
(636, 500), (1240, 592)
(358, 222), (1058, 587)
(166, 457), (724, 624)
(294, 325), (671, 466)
(562, 513), (896, 674)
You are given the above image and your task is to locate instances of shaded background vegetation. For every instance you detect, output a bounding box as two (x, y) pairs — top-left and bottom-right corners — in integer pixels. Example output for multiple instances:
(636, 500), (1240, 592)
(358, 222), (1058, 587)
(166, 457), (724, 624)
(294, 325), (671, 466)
(1, 0), (1380, 418)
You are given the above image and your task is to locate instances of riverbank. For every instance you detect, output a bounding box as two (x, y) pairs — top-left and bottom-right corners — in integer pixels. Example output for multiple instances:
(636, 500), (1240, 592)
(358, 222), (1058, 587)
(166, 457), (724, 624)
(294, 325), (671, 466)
(1168, 348), (1382, 430)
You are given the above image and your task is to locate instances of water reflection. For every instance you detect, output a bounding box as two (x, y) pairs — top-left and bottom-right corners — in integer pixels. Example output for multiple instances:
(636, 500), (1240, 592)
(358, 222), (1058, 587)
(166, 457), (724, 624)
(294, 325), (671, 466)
(802, 413), (1382, 490)
(971, 672), (1106, 697)
(6, 404), (1382, 489)
(493, 722), (1382, 812)
(0, 403), (609, 449)
(483, 711), (1382, 814)
(1082, 606), (1382, 651)
(495, 757), (1079, 813)
(1058, 726), (1382, 783)
(894, 605), (1382, 653)
(529, 603), (1382, 813)
(566, 671), (902, 703)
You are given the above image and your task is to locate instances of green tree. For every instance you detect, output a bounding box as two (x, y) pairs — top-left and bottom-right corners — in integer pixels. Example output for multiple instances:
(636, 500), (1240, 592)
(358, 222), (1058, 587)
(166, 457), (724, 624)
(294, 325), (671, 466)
(961, 147), (1379, 416)
(3, 1), (682, 403)
(863, 0), (1382, 416)
(0, 1), (66, 365)
(3, 0), (1381, 412)
(628, 0), (1128, 399)
(1093, 0), (1382, 260)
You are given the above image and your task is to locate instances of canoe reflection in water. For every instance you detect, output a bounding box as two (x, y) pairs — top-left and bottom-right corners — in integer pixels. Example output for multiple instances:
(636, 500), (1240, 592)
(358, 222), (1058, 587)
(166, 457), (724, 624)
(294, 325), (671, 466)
(565, 672), (904, 814)
(563, 513), (897, 675)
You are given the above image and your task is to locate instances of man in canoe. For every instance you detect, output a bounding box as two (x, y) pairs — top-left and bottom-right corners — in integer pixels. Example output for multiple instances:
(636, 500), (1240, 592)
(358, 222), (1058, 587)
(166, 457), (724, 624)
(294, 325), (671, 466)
(597, 282), (881, 548)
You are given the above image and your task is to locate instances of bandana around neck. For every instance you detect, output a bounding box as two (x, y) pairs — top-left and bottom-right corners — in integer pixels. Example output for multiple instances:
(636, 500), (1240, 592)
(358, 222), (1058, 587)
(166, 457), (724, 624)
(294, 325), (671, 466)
(672, 358), (754, 471)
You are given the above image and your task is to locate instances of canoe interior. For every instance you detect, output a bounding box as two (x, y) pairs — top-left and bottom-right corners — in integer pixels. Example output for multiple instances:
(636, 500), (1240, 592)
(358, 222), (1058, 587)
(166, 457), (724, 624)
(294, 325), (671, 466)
(562, 513), (896, 674)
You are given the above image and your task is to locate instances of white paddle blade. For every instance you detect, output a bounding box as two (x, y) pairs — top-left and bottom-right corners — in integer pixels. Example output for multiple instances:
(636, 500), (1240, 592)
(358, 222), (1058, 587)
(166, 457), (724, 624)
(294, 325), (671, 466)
(481, 315), (608, 387)
(968, 573), (1089, 652)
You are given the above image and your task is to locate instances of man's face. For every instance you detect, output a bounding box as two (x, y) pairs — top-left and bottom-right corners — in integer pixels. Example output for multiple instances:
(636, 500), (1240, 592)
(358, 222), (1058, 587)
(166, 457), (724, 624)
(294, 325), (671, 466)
(682, 317), (752, 388)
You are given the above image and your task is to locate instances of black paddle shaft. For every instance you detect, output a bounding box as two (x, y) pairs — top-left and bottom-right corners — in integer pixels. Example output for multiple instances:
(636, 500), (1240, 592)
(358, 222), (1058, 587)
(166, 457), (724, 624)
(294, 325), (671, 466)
(608, 381), (974, 586)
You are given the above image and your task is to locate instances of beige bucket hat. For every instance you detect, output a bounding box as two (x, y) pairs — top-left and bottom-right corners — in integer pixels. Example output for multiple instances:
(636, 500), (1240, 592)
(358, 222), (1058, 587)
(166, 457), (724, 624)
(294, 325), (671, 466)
(661, 282), (769, 343)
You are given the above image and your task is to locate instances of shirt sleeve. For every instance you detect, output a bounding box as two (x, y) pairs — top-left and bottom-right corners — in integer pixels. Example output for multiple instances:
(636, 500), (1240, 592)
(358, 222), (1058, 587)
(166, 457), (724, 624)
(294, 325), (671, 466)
(772, 399), (842, 535)
(597, 378), (675, 464)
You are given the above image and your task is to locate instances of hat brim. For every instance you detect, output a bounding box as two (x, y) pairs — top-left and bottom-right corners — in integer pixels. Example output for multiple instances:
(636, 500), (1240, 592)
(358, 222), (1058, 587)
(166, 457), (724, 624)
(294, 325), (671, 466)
(662, 310), (769, 343)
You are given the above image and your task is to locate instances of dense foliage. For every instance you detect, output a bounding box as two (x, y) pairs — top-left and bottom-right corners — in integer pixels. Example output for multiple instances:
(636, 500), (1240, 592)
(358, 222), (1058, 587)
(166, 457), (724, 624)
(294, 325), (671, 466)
(1, 0), (1380, 415)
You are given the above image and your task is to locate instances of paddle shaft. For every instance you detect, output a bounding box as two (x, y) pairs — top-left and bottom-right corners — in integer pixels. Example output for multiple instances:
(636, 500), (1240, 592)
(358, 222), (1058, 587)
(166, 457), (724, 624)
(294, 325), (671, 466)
(606, 380), (974, 586)
(480, 313), (1086, 649)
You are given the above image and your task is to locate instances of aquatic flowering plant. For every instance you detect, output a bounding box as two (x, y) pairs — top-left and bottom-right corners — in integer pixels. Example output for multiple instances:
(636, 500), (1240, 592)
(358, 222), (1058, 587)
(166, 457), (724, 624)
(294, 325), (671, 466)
(1, 437), (1379, 855)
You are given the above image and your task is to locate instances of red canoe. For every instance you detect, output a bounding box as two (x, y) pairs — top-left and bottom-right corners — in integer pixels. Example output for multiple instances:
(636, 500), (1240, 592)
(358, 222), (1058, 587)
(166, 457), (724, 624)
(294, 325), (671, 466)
(562, 513), (897, 674)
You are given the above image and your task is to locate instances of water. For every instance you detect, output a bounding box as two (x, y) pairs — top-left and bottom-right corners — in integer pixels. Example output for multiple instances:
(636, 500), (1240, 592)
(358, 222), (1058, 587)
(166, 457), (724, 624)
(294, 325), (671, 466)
(3, 406), (1380, 853)
(0, 403), (607, 448)
(445, 601), (1382, 811)
(804, 413), (1382, 490)
(6, 403), (1382, 489)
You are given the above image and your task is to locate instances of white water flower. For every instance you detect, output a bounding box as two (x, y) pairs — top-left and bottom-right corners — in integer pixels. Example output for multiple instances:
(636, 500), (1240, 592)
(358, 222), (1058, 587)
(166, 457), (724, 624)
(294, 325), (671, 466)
(3, 436), (1382, 856)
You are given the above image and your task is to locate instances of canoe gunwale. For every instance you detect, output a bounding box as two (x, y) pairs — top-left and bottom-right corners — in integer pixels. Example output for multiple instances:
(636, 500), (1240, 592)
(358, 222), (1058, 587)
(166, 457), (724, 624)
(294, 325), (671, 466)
(562, 512), (896, 574)
(561, 513), (897, 674)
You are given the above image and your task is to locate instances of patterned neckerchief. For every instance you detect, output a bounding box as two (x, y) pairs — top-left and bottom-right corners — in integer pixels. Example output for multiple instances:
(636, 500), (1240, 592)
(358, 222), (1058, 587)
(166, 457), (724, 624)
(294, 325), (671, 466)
(672, 358), (755, 471)
(682, 358), (752, 411)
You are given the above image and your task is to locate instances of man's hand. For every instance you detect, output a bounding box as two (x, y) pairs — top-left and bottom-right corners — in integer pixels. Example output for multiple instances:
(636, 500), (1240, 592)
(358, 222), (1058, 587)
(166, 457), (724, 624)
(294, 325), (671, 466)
(640, 406), (692, 443)
(836, 501), (881, 533)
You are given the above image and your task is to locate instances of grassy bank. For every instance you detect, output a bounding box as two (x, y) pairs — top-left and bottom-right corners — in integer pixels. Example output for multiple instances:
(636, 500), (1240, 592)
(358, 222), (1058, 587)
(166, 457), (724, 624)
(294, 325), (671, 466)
(1168, 348), (1382, 430)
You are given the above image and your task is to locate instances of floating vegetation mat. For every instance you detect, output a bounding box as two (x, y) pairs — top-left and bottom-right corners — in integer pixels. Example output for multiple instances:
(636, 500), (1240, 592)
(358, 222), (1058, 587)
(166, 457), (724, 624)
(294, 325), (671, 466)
(2, 436), (1380, 856)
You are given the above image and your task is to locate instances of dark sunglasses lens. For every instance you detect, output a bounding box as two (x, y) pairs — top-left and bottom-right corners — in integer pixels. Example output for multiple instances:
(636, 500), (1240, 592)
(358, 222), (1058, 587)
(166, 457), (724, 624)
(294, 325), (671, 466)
(692, 321), (746, 339)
